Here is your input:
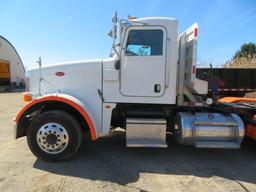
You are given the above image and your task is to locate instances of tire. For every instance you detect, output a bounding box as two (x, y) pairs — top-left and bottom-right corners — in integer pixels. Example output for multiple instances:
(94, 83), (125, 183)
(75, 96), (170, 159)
(27, 110), (83, 162)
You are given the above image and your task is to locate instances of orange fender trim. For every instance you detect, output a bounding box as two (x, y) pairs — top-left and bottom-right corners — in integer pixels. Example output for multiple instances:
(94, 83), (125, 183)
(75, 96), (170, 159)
(218, 97), (256, 140)
(15, 96), (96, 140)
(246, 124), (256, 140)
(219, 97), (256, 103)
(245, 115), (256, 140)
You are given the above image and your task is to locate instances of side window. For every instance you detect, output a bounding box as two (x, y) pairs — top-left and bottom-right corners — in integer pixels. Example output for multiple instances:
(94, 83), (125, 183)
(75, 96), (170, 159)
(125, 29), (163, 56)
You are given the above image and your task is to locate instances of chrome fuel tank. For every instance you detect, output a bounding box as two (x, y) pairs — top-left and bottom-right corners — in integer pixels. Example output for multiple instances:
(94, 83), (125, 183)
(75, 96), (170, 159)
(174, 112), (244, 149)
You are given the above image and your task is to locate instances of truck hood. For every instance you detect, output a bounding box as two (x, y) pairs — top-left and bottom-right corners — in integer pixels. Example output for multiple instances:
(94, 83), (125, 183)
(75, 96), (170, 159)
(27, 58), (103, 72)
(27, 58), (103, 96)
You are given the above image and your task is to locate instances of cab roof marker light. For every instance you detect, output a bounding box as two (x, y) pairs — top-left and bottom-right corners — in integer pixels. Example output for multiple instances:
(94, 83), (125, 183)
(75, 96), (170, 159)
(128, 15), (137, 21)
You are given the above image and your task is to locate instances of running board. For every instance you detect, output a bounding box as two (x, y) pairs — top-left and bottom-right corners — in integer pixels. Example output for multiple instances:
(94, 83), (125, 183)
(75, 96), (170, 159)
(126, 118), (167, 148)
(195, 141), (240, 149)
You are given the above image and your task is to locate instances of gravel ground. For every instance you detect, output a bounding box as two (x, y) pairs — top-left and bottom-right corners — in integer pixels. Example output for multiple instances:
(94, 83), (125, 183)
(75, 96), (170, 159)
(0, 92), (256, 192)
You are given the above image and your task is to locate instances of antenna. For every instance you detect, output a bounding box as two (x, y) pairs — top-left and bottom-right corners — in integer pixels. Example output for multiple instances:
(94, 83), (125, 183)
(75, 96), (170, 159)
(109, 11), (118, 57)
(37, 57), (42, 96)
(112, 11), (117, 43)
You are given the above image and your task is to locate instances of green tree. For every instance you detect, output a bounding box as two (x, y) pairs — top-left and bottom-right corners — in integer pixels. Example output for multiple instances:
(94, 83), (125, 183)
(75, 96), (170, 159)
(233, 42), (256, 60)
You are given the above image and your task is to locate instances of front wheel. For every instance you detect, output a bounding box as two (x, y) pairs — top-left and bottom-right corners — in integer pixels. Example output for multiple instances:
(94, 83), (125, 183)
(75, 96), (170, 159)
(27, 110), (83, 162)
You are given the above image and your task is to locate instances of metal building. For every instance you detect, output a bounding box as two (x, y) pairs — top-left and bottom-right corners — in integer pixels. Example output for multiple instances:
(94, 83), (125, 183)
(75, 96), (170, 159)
(0, 35), (25, 88)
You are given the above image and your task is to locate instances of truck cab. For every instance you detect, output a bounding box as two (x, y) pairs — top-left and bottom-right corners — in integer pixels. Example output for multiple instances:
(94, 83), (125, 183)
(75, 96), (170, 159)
(14, 15), (252, 162)
(103, 16), (207, 105)
(103, 17), (179, 104)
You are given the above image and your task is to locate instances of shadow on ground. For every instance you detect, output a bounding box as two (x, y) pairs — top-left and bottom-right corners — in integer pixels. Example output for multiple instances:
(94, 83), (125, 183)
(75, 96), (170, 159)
(33, 131), (256, 185)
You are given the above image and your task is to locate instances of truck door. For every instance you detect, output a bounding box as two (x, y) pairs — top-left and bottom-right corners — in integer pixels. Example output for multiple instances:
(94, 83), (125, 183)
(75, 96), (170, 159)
(120, 26), (166, 97)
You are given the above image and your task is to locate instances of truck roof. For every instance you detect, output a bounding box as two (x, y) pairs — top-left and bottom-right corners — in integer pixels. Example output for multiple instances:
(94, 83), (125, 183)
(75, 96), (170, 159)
(133, 17), (178, 26)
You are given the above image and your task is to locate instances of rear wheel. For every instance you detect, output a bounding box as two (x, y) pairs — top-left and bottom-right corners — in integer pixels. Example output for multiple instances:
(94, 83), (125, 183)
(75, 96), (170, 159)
(27, 110), (83, 162)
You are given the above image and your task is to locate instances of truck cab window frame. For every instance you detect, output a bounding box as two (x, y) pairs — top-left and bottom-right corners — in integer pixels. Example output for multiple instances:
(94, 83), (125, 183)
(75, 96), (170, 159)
(125, 29), (164, 56)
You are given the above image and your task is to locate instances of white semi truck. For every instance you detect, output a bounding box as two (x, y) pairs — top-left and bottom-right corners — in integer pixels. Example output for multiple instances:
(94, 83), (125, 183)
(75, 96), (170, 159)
(14, 14), (256, 161)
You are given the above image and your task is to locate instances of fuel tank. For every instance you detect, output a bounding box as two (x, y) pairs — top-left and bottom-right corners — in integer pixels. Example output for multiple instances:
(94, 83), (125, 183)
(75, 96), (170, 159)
(174, 112), (244, 149)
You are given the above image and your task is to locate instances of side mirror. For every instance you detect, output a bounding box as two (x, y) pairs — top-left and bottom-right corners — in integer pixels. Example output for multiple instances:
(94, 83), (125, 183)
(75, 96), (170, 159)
(108, 30), (113, 38)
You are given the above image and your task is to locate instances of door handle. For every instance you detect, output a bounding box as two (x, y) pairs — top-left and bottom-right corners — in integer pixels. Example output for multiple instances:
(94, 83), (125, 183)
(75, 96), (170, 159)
(154, 84), (161, 93)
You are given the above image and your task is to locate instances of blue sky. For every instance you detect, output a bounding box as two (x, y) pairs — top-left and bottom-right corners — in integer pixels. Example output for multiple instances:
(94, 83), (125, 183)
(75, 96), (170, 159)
(1, 0), (256, 68)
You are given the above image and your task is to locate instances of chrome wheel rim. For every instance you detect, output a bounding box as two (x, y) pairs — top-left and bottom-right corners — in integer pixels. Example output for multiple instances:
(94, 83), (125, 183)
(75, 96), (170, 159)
(36, 123), (69, 154)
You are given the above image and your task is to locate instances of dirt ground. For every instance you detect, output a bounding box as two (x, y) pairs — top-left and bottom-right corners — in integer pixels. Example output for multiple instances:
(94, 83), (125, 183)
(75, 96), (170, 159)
(0, 93), (256, 192)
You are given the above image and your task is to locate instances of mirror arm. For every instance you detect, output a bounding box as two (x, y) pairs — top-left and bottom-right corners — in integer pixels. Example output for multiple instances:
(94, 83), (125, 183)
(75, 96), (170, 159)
(112, 44), (120, 57)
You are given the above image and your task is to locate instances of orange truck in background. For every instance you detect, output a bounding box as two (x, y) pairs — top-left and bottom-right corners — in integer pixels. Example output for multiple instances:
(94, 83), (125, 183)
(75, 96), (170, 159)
(0, 61), (10, 85)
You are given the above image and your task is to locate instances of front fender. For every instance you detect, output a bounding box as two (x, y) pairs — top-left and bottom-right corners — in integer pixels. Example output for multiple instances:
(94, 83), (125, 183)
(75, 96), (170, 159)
(14, 93), (97, 140)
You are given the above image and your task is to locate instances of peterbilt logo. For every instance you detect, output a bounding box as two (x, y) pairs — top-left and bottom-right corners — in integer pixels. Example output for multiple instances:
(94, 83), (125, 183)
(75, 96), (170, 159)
(55, 72), (65, 76)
